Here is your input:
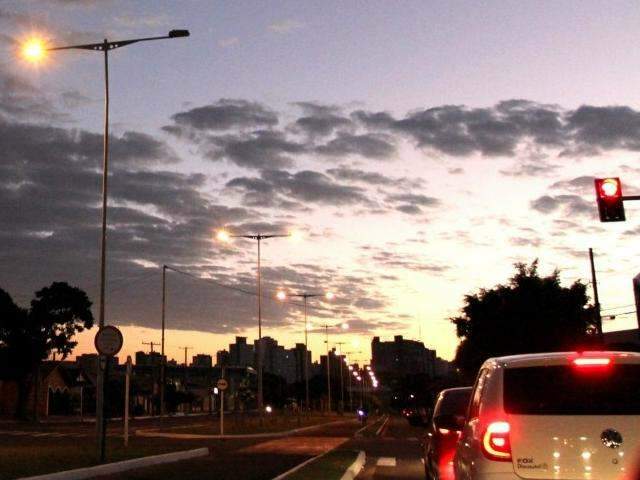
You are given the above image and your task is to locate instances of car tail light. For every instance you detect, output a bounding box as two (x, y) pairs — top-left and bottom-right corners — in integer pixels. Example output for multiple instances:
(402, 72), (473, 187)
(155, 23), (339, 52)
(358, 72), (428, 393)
(482, 421), (511, 461)
(438, 428), (451, 435)
(573, 357), (611, 367)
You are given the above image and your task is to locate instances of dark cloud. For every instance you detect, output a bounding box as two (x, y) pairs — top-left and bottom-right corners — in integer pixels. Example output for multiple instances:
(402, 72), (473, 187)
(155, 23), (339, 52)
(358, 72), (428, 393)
(0, 118), (179, 169)
(202, 130), (305, 170)
(227, 169), (372, 207)
(386, 193), (440, 207)
(550, 176), (595, 194)
(291, 103), (353, 138)
(368, 250), (449, 274)
(315, 132), (396, 159)
(168, 99), (278, 131)
(530, 194), (595, 218)
(510, 237), (542, 247)
(326, 167), (424, 189)
(0, 71), (59, 121)
(565, 105), (640, 154)
(500, 160), (559, 177)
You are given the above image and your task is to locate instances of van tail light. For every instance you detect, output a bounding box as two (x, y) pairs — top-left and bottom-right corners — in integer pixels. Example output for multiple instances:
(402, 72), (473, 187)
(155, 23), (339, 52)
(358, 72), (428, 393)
(572, 357), (611, 368)
(482, 421), (512, 461)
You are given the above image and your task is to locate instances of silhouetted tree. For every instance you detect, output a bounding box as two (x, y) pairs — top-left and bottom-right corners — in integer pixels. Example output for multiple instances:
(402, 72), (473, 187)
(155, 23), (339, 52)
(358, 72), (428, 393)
(0, 283), (94, 418)
(452, 261), (596, 379)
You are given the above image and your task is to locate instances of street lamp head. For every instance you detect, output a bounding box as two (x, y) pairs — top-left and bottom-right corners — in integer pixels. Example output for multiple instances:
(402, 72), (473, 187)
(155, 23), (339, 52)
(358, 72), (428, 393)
(22, 37), (46, 62)
(288, 229), (303, 242)
(325, 291), (335, 300)
(169, 29), (190, 38)
(216, 230), (231, 243)
(341, 322), (349, 330)
(276, 290), (287, 301)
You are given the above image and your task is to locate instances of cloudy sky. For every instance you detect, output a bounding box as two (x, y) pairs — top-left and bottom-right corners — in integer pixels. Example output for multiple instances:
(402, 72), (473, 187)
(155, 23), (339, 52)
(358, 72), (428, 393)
(2, 0), (640, 364)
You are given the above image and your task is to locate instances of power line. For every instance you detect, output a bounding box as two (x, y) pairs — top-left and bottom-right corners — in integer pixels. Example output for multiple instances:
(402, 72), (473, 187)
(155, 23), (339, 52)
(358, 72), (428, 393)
(165, 265), (334, 314)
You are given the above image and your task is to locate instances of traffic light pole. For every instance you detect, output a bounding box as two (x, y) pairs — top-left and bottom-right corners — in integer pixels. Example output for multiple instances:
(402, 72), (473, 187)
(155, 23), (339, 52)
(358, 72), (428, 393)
(589, 248), (603, 338)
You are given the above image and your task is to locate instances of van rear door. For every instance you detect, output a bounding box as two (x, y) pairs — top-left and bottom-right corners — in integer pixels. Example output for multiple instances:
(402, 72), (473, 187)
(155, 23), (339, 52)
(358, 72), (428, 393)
(503, 361), (640, 480)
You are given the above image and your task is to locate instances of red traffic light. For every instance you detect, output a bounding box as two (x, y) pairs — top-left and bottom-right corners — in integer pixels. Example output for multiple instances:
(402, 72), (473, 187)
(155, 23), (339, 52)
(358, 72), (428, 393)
(598, 178), (621, 199)
(595, 177), (625, 222)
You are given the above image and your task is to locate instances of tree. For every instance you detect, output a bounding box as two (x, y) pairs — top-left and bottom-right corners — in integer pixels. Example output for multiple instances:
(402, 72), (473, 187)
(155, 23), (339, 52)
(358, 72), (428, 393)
(0, 282), (94, 419)
(452, 261), (597, 379)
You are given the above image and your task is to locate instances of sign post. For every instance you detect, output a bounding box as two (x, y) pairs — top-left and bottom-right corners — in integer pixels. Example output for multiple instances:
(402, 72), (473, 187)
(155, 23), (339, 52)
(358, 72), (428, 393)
(217, 374), (228, 436)
(94, 326), (123, 460)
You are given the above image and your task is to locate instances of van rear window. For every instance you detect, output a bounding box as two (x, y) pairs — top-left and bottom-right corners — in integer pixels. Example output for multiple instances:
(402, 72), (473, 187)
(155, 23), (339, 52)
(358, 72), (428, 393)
(504, 364), (640, 415)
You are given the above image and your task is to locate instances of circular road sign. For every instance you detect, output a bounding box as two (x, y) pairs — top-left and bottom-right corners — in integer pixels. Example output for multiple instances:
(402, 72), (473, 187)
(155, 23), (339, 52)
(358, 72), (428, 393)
(94, 326), (124, 357)
(216, 378), (228, 391)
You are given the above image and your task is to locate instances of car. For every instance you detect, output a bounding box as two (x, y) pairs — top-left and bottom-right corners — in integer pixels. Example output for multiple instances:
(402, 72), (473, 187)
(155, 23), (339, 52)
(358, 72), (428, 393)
(423, 386), (472, 480)
(454, 351), (640, 480)
(403, 406), (428, 426)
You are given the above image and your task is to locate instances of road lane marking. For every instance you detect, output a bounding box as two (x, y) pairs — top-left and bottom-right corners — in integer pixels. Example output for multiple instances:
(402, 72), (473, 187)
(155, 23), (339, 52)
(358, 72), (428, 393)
(376, 457), (397, 467)
(375, 415), (390, 436)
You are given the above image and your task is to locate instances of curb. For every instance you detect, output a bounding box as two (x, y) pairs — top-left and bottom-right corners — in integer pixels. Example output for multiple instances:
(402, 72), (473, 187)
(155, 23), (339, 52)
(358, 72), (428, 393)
(339, 451), (366, 480)
(136, 418), (355, 440)
(16, 447), (209, 480)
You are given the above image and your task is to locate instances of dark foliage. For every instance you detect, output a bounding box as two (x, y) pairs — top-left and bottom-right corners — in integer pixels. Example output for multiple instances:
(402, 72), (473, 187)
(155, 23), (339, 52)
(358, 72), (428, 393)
(452, 261), (596, 379)
(0, 283), (94, 418)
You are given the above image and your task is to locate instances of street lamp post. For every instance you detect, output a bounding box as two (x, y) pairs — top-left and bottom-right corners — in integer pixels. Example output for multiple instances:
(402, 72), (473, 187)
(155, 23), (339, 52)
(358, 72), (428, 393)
(22, 30), (190, 463)
(323, 322), (348, 414)
(217, 231), (290, 414)
(277, 291), (333, 411)
(334, 342), (346, 413)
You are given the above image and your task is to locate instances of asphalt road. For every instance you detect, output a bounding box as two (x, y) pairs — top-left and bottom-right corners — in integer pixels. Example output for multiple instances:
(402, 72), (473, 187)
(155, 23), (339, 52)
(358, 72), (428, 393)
(92, 417), (362, 480)
(0, 414), (426, 480)
(350, 415), (426, 480)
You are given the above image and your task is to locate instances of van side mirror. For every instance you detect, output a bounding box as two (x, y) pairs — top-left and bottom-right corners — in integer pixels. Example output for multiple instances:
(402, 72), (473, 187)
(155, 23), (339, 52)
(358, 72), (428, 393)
(434, 414), (465, 432)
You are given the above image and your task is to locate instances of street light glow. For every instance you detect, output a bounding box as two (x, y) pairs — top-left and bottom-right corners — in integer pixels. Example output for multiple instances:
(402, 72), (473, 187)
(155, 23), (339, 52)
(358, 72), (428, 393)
(22, 37), (46, 62)
(216, 230), (231, 243)
(289, 229), (303, 242)
(341, 323), (349, 330)
(325, 291), (335, 300)
(276, 290), (286, 301)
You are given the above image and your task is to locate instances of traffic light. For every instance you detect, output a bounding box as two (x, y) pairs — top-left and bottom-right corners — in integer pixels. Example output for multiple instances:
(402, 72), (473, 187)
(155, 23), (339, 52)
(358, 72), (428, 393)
(595, 177), (626, 222)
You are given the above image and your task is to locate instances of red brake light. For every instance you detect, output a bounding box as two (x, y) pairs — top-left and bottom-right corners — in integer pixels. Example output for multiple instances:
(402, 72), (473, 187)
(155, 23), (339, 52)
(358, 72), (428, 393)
(573, 357), (611, 367)
(482, 421), (511, 461)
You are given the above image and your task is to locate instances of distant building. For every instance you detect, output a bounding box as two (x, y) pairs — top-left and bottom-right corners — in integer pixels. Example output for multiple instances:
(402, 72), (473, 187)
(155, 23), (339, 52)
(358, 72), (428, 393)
(371, 335), (436, 377)
(135, 351), (164, 367)
(216, 350), (230, 367)
(229, 336), (254, 367)
(291, 343), (311, 383)
(255, 336), (297, 383)
(192, 354), (212, 368)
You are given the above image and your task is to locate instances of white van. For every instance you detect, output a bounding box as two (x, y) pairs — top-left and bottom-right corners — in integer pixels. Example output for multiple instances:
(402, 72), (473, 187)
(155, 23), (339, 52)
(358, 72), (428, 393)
(454, 351), (640, 480)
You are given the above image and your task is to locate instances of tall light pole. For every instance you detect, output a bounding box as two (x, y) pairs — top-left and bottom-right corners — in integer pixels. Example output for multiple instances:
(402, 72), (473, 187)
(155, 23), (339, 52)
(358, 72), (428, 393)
(334, 342), (346, 413)
(276, 290), (334, 411)
(22, 29), (190, 463)
(322, 322), (349, 413)
(217, 230), (292, 414)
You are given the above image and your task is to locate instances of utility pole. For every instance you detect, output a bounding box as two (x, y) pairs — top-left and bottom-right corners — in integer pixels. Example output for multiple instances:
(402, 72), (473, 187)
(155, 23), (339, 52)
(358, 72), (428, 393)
(142, 341), (159, 352)
(589, 248), (603, 338)
(160, 265), (167, 418)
